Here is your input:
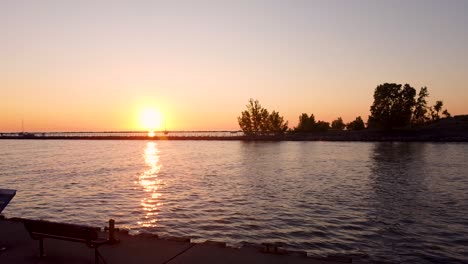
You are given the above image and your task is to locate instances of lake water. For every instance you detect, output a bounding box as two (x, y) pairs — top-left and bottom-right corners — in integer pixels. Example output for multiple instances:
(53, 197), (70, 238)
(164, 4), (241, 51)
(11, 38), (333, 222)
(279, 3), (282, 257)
(0, 140), (467, 263)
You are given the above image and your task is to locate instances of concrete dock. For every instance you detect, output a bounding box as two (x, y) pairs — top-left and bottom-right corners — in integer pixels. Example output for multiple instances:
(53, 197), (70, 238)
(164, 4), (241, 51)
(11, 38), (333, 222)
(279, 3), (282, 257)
(0, 218), (375, 264)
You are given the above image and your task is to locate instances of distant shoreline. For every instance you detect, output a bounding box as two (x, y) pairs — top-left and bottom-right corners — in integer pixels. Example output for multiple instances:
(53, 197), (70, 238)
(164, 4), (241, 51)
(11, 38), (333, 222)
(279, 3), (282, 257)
(2, 116), (467, 142)
(1, 132), (467, 142)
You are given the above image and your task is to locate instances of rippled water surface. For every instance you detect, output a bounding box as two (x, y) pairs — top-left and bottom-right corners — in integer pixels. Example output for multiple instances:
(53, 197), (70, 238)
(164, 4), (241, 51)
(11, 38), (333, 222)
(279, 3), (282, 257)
(0, 140), (467, 263)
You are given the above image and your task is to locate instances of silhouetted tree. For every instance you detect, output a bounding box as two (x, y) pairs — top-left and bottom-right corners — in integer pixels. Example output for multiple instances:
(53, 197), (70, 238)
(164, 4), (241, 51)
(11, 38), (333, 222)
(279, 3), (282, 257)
(295, 113), (316, 132)
(399, 84), (417, 124)
(238, 99), (266, 135)
(315, 121), (330, 132)
(442, 109), (451, 118)
(413, 86), (430, 124)
(259, 109), (270, 133)
(368, 83), (416, 129)
(294, 113), (329, 132)
(430, 100), (448, 121)
(267, 111), (289, 134)
(346, 116), (365, 130)
(238, 99), (288, 135)
(331, 117), (345, 130)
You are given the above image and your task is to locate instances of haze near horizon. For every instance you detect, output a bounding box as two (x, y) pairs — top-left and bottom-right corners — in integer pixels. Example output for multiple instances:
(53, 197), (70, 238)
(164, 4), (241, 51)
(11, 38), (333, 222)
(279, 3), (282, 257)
(1, 0), (467, 132)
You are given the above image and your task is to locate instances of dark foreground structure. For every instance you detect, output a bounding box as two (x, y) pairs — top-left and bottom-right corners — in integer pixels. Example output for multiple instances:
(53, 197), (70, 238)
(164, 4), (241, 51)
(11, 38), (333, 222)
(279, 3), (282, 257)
(0, 218), (385, 264)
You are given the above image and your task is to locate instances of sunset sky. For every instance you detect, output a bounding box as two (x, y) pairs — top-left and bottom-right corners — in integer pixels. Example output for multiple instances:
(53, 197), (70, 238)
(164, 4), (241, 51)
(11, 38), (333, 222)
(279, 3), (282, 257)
(1, 0), (467, 132)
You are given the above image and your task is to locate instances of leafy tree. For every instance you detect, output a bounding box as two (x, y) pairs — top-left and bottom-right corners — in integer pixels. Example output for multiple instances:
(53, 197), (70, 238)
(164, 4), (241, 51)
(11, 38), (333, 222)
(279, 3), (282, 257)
(430, 100), (450, 121)
(442, 109), (451, 118)
(413, 86), (429, 124)
(346, 116), (365, 130)
(294, 113), (329, 132)
(259, 109), (270, 133)
(433, 100), (443, 120)
(295, 113), (316, 132)
(399, 84), (417, 125)
(368, 83), (416, 129)
(238, 99), (288, 135)
(331, 117), (345, 130)
(315, 121), (330, 132)
(267, 111), (289, 134)
(238, 99), (266, 135)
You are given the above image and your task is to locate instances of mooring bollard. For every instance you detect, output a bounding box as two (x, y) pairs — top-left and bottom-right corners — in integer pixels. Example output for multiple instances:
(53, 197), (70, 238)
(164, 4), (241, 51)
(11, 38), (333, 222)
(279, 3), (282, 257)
(108, 219), (117, 243)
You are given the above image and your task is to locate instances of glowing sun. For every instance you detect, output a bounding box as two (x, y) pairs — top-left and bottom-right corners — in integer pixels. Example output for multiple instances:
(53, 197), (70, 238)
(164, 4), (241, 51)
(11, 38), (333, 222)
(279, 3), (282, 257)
(140, 108), (163, 131)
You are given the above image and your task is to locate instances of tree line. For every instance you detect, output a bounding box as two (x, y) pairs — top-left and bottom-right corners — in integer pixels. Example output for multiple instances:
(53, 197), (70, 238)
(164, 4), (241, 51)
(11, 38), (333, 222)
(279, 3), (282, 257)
(368, 83), (449, 129)
(238, 83), (449, 135)
(237, 99), (364, 135)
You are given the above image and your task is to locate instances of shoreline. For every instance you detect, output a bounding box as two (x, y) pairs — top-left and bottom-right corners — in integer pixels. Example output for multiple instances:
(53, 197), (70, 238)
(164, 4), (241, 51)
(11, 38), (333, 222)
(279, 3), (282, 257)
(1, 132), (467, 142)
(2, 115), (467, 142)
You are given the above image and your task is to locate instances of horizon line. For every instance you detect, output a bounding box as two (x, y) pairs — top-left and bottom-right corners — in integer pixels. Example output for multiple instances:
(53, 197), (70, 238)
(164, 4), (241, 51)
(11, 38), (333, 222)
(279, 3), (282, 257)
(0, 130), (243, 134)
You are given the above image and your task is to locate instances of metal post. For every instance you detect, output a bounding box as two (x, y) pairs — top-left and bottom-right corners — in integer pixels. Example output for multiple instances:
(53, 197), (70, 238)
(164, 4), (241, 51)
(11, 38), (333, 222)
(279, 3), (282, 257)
(39, 238), (44, 257)
(108, 219), (115, 243)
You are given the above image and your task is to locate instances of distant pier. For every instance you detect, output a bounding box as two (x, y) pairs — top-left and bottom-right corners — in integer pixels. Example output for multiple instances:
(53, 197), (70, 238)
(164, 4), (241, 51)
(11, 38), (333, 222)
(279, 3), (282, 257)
(1, 127), (467, 142)
(0, 131), (248, 140)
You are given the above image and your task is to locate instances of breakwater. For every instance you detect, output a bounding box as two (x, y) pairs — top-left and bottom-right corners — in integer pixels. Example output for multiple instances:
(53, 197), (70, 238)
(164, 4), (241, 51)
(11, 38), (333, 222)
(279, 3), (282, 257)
(1, 129), (467, 141)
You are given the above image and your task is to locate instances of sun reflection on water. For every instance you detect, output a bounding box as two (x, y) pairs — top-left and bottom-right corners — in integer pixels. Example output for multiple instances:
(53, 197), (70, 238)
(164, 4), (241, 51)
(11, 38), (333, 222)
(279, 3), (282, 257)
(137, 142), (162, 228)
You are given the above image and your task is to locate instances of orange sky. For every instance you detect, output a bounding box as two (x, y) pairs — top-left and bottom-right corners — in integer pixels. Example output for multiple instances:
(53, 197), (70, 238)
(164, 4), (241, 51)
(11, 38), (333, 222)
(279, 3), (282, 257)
(1, 1), (467, 132)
